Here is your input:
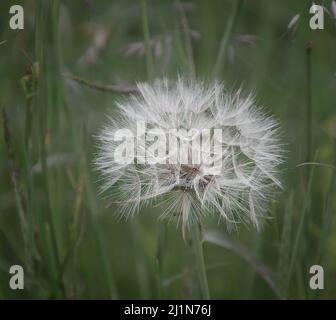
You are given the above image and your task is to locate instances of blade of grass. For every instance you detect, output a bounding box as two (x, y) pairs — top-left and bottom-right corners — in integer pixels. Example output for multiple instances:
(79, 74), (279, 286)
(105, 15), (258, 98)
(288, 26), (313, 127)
(83, 132), (118, 299)
(35, 0), (66, 298)
(172, 17), (191, 73)
(277, 190), (294, 299)
(175, 0), (196, 78)
(140, 0), (154, 79)
(317, 141), (336, 263)
(211, 0), (244, 78)
(288, 153), (317, 281)
(63, 73), (138, 94)
(1, 109), (31, 270)
(305, 41), (313, 164)
(21, 62), (39, 147)
(205, 229), (280, 297)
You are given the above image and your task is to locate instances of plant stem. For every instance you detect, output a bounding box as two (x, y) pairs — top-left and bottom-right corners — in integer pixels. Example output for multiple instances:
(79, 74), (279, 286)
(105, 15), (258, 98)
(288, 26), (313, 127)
(1, 109), (30, 267)
(155, 220), (166, 299)
(288, 152), (317, 281)
(35, 0), (65, 298)
(140, 0), (154, 79)
(305, 41), (313, 164)
(191, 223), (210, 300)
(316, 140), (336, 264)
(176, 0), (196, 78)
(62, 73), (138, 94)
(24, 97), (33, 147)
(212, 0), (243, 78)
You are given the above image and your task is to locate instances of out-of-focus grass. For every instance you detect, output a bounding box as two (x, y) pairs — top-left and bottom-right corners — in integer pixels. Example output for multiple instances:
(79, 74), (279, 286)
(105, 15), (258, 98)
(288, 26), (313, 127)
(0, 0), (336, 299)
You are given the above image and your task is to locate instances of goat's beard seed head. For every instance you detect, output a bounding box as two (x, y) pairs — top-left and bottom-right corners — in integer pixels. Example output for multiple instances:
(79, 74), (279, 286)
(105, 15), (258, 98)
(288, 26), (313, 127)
(95, 77), (284, 232)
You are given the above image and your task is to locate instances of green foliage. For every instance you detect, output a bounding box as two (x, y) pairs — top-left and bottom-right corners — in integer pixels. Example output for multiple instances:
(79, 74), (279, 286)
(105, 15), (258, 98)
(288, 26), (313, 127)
(0, 0), (336, 299)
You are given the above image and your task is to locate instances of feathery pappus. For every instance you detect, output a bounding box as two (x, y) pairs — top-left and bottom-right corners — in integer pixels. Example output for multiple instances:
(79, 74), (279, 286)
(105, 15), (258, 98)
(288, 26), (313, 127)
(95, 78), (284, 232)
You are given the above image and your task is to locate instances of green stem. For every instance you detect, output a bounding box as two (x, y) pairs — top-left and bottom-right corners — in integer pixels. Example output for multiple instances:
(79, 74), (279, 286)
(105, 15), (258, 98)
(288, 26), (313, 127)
(305, 41), (313, 164)
(24, 97), (33, 147)
(212, 0), (243, 78)
(140, 0), (154, 79)
(176, 0), (196, 78)
(155, 220), (165, 299)
(288, 152), (317, 280)
(191, 224), (210, 300)
(131, 218), (151, 299)
(62, 73), (138, 94)
(35, 0), (65, 298)
(82, 129), (118, 299)
(316, 141), (336, 263)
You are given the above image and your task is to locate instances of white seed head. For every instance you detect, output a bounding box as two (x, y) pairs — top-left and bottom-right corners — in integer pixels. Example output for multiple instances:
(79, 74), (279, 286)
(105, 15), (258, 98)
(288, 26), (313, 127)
(95, 78), (284, 231)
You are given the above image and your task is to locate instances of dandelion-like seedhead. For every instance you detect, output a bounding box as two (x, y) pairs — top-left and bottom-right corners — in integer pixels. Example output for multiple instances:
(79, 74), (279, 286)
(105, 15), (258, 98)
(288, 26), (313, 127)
(95, 78), (284, 231)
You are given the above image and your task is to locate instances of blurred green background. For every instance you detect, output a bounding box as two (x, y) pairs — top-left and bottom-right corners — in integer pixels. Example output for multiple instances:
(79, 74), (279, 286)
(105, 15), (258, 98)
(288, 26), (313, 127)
(0, 0), (336, 299)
